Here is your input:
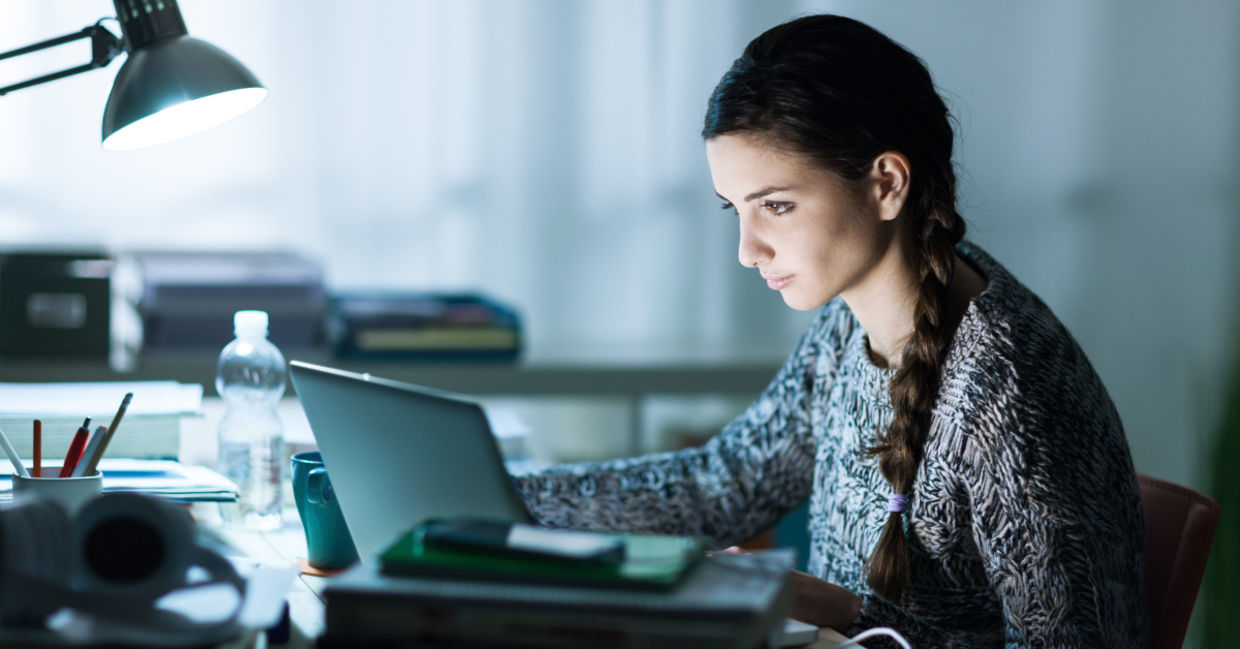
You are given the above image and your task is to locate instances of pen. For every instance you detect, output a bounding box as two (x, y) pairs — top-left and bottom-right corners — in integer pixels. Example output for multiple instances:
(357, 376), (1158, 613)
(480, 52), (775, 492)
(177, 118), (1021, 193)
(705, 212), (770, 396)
(0, 423), (29, 478)
(60, 424), (90, 478)
(33, 419), (42, 478)
(81, 392), (133, 477)
(70, 426), (108, 478)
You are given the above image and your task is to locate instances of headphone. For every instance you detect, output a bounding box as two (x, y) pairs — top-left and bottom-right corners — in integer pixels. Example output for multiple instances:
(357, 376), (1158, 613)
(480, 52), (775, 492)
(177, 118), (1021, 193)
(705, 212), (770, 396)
(0, 492), (246, 642)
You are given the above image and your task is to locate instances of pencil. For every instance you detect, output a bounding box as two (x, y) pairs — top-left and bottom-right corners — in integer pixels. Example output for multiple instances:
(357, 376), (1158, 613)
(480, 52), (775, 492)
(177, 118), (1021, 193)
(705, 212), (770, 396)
(59, 427), (89, 478)
(32, 420), (41, 478)
(71, 426), (108, 478)
(0, 423), (29, 478)
(80, 392), (133, 476)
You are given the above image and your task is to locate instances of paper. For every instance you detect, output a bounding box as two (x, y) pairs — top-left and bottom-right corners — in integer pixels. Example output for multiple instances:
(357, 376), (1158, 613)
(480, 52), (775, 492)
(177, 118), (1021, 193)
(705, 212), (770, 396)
(0, 563), (295, 648)
(236, 566), (298, 629)
(0, 381), (203, 416)
(0, 459), (239, 502)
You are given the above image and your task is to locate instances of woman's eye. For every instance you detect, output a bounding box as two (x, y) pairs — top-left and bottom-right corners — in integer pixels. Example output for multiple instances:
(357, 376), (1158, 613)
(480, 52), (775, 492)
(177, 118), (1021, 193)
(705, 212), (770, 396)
(720, 201), (738, 215)
(762, 201), (792, 216)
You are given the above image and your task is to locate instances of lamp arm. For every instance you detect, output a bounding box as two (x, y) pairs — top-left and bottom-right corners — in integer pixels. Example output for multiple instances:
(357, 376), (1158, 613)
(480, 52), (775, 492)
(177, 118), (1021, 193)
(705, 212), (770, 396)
(0, 22), (123, 97)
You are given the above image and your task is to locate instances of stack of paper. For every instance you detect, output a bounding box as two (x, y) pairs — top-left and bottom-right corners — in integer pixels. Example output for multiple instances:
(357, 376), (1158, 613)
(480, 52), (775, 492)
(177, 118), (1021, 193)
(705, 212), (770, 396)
(0, 459), (238, 502)
(0, 381), (203, 460)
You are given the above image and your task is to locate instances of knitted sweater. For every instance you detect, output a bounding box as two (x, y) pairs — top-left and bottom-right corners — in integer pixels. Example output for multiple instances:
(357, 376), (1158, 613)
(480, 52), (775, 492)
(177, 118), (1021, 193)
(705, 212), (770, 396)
(513, 243), (1149, 649)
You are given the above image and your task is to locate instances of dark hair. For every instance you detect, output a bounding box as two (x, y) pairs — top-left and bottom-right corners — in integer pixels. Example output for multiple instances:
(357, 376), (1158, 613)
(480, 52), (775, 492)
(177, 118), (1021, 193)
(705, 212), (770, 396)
(703, 14), (965, 603)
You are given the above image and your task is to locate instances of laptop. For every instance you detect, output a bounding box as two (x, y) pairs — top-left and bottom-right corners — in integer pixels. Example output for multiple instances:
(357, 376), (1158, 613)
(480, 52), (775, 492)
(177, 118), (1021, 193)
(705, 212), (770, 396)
(288, 360), (532, 562)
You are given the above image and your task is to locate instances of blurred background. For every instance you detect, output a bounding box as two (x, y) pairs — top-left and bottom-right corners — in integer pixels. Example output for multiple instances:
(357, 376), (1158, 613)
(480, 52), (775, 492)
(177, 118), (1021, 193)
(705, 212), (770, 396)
(1, 1), (1237, 645)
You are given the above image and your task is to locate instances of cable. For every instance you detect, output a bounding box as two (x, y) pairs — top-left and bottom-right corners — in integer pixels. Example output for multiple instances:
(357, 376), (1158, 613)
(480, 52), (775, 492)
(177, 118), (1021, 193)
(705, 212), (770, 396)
(829, 626), (913, 649)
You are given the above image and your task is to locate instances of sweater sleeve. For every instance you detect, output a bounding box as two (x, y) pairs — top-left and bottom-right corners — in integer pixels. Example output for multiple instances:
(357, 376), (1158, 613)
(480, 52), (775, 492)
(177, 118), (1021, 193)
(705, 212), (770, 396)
(512, 306), (845, 548)
(957, 426), (1146, 648)
(850, 595), (963, 648)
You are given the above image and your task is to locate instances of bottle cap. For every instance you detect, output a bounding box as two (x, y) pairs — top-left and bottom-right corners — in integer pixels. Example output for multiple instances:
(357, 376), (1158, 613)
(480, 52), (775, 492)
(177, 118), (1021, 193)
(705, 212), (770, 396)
(234, 310), (269, 337)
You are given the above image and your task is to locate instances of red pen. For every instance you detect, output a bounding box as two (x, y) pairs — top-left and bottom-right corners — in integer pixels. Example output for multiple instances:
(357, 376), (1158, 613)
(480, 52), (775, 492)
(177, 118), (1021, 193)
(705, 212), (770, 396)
(32, 420), (41, 478)
(59, 418), (90, 478)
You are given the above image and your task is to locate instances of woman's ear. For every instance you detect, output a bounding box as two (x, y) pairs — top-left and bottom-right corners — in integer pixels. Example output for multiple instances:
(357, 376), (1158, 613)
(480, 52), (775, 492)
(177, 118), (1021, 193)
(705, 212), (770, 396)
(869, 151), (911, 222)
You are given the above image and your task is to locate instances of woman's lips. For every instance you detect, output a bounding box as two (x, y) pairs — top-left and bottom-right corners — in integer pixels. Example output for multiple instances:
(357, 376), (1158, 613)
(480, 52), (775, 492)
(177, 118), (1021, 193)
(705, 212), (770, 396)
(762, 273), (792, 290)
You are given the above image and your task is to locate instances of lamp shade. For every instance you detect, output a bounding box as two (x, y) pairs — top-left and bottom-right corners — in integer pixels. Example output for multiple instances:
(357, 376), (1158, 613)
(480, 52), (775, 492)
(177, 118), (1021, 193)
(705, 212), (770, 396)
(101, 35), (266, 151)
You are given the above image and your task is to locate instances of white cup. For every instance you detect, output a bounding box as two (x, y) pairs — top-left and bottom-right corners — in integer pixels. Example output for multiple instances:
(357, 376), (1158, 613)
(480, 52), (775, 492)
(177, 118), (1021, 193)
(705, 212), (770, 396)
(12, 468), (103, 515)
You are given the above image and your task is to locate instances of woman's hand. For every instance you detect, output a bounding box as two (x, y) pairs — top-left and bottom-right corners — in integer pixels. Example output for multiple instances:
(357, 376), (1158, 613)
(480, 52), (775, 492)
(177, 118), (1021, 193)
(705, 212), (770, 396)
(788, 569), (862, 631)
(716, 547), (862, 631)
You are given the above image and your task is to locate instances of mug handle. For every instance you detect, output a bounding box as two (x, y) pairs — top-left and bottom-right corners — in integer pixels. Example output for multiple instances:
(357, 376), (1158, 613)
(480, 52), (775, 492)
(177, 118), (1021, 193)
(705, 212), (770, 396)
(307, 467), (334, 505)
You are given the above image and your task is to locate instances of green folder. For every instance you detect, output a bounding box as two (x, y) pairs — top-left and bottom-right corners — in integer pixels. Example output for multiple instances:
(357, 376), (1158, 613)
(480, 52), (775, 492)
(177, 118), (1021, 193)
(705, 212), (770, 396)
(379, 524), (705, 591)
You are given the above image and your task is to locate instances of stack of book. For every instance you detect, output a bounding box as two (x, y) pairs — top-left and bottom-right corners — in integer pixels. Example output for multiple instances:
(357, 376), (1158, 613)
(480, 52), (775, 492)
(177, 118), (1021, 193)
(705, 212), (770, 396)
(0, 381), (202, 460)
(327, 292), (522, 362)
(318, 524), (794, 649)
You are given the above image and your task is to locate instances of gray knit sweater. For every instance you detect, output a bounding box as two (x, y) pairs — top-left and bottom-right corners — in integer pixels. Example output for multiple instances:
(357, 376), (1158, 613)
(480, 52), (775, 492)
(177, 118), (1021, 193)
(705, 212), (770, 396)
(513, 243), (1149, 649)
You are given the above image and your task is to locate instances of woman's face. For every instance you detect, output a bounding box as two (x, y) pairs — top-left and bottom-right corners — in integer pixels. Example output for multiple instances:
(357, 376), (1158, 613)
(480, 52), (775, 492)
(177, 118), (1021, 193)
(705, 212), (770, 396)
(706, 132), (896, 311)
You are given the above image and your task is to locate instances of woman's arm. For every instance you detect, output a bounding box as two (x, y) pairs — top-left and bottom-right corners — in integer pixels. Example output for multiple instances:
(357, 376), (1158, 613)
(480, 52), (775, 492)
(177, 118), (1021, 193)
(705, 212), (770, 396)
(840, 420), (1148, 649)
(958, 429), (1148, 648)
(513, 303), (851, 547)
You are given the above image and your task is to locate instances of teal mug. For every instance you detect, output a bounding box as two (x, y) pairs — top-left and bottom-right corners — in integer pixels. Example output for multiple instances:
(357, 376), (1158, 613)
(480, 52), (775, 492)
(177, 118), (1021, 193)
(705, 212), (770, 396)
(291, 451), (358, 570)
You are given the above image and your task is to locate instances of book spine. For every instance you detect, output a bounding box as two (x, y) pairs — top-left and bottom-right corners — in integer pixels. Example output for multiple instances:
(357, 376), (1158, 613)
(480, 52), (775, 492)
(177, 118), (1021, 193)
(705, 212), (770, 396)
(355, 328), (519, 351)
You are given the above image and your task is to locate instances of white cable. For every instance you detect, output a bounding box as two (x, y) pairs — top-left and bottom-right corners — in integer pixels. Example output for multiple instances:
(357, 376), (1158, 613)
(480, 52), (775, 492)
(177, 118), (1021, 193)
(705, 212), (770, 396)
(829, 626), (913, 649)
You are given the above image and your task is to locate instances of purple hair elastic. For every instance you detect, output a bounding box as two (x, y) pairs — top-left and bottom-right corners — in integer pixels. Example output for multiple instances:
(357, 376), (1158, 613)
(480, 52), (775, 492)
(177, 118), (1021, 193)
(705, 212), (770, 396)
(887, 493), (909, 514)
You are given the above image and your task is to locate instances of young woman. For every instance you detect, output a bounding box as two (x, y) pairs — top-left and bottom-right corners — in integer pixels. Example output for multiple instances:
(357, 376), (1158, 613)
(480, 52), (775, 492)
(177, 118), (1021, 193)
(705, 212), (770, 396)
(514, 14), (1148, 648)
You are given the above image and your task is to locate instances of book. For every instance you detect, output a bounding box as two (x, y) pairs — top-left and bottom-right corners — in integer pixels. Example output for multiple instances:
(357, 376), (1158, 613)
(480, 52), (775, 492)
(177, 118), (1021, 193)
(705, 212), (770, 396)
(379, 522), (704, 591)
(0, 381), (202, 460)
(320, 552), (794, 649)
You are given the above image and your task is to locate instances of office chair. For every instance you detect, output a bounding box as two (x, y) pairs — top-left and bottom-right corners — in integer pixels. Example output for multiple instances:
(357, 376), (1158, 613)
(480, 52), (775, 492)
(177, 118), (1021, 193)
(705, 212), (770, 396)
(1137, 473), (1220, 649)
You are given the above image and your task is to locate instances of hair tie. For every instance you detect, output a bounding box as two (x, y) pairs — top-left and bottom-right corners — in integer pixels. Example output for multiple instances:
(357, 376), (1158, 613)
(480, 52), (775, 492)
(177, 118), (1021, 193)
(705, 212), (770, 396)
(887, 493), (909, 514)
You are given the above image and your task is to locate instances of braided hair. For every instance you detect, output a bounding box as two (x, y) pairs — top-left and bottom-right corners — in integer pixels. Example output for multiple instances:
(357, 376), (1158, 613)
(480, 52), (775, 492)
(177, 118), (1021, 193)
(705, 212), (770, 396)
(702, 14), (966, 603)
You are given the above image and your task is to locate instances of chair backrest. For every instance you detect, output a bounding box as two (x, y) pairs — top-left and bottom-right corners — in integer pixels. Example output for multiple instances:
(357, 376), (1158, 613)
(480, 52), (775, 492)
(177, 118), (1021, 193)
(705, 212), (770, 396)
(1138, 473), (1220, 649)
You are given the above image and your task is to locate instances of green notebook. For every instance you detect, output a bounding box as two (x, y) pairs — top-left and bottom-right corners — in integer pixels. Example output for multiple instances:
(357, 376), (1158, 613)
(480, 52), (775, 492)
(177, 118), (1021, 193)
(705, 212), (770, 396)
(378, 523), (705, 591)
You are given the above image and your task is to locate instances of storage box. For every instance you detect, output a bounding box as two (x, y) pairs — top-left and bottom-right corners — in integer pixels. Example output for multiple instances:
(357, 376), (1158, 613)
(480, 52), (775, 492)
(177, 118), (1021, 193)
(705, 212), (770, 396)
(0, 252), (113, 359)
(136, 251), (326, 349)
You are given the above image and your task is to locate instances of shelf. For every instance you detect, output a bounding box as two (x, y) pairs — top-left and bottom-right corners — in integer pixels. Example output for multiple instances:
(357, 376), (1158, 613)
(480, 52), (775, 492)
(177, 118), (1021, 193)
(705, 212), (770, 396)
(0, 346), (784, 400)
(1, 344), (789, 457)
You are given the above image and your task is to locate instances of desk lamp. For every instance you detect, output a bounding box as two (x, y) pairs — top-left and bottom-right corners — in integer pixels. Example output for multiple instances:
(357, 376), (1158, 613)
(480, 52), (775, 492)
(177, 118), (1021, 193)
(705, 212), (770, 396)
(0, 0), (266, 151)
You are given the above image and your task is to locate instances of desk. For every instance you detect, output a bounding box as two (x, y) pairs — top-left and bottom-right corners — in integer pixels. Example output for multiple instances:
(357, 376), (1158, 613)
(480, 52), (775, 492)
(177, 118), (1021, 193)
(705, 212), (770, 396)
(203, 514), (326, 648)
(205, 514), (857, 649)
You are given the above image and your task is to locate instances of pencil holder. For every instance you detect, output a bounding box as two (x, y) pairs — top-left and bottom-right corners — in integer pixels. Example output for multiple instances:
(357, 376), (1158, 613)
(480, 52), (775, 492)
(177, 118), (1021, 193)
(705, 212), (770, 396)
(12, 468), (103, 516)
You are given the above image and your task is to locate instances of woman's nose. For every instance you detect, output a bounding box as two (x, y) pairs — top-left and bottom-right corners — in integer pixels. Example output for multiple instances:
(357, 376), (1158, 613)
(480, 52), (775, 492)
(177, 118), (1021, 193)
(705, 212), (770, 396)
(738, 222), (772, 269)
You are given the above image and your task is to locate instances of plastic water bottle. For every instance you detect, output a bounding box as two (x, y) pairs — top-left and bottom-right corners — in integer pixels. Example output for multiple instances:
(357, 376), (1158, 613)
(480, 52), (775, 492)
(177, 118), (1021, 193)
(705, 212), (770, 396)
(216, 310), (286, 531)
